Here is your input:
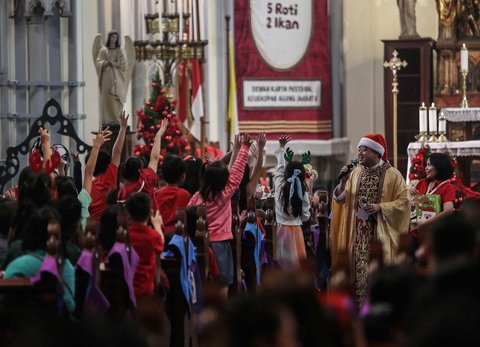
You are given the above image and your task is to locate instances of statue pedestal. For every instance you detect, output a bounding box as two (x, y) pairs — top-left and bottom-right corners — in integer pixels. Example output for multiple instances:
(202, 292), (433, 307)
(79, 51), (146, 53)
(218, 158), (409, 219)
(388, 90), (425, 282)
(99, 124), (135, 163)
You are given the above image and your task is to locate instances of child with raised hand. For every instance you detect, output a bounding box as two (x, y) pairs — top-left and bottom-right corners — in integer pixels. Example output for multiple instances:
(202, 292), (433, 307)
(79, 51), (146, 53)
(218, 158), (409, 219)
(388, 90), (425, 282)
(117, 118), (168, 203)
(89, 110), (129, 221)
(78, 128), (112, 229)
(188, 133), (252, 296)
(274, 135), (310, 268)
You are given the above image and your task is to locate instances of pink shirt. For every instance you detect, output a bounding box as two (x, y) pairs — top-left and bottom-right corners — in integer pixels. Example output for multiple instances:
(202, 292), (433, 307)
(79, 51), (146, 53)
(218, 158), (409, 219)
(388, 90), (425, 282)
(188, 145), (249, 242)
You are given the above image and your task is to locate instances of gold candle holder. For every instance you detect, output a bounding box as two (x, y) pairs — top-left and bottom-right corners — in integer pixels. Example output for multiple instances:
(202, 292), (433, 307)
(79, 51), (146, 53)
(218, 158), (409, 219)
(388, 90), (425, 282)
(417, 132), (428, 144)
(437, 113), (448, 142)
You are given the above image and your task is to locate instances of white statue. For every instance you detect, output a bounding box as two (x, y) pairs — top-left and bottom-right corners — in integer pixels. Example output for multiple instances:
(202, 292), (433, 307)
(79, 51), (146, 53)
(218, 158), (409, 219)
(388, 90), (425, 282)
(397, 0), (420, 38)
(92, 31), (135, 125)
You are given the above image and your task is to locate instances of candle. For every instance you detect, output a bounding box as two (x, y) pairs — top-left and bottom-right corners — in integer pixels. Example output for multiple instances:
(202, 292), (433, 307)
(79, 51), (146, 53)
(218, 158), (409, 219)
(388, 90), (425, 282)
(439, 112), (446, 133)
(419, 102), (427, 133)
(428, 102), (437, 134)
(461, 43), (469, 72)
(179, 0), (183, 41)
(158, 0), (163, 38)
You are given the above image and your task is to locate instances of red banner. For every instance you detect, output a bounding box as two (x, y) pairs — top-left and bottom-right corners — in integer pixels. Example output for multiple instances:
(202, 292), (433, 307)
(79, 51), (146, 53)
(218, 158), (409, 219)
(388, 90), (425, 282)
(234, 0), (332, 140)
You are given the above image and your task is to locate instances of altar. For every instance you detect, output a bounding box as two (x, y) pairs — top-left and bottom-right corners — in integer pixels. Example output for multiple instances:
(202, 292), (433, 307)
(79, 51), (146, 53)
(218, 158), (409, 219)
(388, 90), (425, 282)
(442, 107), (480, 142)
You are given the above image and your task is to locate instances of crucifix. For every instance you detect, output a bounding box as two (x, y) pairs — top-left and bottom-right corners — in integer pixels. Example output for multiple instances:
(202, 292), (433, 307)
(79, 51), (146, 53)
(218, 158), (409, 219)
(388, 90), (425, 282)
(384, 50), (407, 169)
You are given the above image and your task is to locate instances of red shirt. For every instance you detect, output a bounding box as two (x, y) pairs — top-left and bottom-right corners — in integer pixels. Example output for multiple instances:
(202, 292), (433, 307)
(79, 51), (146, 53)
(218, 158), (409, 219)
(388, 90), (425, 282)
(117, 167), (158, 203)
(129, 224), (164, 297)
(415, 178), (457, 205)
(89, 163), (118, 221)
(153, 185), (191, 234)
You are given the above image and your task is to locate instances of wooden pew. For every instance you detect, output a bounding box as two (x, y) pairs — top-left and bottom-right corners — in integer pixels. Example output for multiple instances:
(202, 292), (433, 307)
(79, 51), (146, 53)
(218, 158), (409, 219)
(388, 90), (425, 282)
(0, 220), (64, 335)
(75, 217), (101, 318)
(241, 197), (259, 294)
(162, 209), (197, 347)
(230, 200), (243, 295)
(99, 209), (132, 315)
(192, 205), (210, 282)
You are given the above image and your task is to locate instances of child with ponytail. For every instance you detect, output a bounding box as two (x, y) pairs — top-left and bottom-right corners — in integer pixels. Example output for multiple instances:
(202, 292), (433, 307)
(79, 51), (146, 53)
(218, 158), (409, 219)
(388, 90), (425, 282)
(274, 135), (311, 268)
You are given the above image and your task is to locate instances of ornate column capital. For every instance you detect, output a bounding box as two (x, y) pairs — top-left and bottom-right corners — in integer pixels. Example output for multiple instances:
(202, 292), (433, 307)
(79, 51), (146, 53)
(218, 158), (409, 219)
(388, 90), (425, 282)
(24, 0), (71, 21)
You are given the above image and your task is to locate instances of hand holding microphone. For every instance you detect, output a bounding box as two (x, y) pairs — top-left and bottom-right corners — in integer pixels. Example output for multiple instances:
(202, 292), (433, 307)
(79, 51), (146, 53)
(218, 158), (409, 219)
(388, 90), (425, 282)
(337, 159), (359, 181)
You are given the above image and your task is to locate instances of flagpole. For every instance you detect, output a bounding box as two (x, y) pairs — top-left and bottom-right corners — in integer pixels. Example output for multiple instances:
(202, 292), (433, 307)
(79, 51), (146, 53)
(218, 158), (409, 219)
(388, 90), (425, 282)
(225, 14), (232, 151)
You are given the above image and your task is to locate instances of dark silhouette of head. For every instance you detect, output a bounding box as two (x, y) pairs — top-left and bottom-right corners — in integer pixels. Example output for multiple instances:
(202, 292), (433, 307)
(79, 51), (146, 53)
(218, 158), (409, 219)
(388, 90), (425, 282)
(162, 155), (186, 185)
(126, 192), (151, 223)
(123, 157), (143, 182)
(85, 149), (112, 177)
(181, 156), (203, 195)
(199, 160), (229, 201)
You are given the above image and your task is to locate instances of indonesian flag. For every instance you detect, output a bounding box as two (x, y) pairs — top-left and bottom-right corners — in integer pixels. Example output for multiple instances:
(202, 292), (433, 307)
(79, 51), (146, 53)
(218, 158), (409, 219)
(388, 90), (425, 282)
(178, 60), (202, 141)
(189, 59), (202, 141)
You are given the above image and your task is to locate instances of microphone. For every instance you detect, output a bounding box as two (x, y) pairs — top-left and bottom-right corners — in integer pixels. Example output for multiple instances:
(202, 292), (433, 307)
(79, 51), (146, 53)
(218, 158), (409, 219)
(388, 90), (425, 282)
(337, 159), (359, 180)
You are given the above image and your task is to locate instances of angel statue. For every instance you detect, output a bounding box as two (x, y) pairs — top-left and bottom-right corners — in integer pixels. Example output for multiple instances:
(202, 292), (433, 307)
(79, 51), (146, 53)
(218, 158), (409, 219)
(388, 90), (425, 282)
(92, 31), (135, 125)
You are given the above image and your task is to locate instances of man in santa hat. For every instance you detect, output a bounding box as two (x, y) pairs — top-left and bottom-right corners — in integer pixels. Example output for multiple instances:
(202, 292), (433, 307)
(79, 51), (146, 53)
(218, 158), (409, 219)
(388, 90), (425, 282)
(330, 134), (410, 306)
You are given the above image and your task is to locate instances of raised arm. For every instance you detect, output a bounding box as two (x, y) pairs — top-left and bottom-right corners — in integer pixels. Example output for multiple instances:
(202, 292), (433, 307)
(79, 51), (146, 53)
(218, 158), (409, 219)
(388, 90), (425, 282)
(273, 135), (291, 190)
(228, 134), (241, 169)
(224, 134), (252, 197)
(83, 129), (111, 194)
(246, 132), (266, 198)
(39, 128), (52, 166)
(148, 118), (168, 172)
(111, 111), (129, 167)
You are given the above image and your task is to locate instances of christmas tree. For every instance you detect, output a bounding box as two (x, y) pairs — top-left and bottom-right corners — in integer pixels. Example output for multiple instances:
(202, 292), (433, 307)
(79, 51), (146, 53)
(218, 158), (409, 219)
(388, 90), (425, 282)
(134, 71), (190, 162)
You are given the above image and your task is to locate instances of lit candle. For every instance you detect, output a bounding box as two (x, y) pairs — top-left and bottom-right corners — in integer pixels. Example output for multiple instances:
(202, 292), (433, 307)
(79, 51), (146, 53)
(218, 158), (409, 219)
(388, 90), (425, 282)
(419, 102), (427, 133)
(428, 102), (437, 134)
(438, 112), (446, 133)
(461, 43), (469, 72)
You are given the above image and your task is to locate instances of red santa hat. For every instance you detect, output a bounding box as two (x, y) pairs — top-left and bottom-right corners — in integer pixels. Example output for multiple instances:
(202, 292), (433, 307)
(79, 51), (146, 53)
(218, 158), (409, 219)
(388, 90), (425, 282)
(357, 134), (388, 161)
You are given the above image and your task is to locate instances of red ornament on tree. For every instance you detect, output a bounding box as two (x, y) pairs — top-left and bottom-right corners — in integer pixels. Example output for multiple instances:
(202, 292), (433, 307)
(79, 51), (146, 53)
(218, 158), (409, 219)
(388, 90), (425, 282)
(136, 71), (188, 159)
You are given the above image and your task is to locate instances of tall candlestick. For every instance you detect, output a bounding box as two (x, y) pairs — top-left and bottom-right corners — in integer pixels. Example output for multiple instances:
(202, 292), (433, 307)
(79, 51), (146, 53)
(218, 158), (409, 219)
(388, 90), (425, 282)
(428, 102), (437, 142)
(438, 112), (446, 133)
(419, 102), (427, 133)
(179, 0), (183, 41)
(438, 112), (448, 142)
(428, 103), (437, 133)
(461, 43), (469, 72)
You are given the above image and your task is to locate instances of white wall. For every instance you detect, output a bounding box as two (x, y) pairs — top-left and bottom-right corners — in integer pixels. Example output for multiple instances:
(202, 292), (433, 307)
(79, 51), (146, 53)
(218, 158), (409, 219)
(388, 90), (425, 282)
(343, 0), (437, 159)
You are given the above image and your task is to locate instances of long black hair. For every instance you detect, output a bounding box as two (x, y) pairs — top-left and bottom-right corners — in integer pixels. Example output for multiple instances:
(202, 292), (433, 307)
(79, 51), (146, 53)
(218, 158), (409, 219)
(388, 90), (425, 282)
(281, 161), (306, 217)
(199, 160), (229, 202)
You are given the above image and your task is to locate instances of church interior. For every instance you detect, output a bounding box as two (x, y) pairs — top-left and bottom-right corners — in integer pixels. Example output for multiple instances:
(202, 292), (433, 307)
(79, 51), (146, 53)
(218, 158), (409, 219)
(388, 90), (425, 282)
(0, 1), (479, 346)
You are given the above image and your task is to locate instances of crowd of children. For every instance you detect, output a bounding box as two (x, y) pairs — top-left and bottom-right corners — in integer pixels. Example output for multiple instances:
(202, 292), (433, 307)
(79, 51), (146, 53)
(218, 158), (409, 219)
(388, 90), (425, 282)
(0, 109), (479, 347)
